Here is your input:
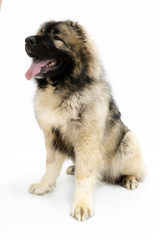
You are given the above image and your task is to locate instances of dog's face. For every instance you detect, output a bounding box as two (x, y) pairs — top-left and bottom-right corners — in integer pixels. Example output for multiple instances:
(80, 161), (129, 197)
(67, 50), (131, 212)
(25, 21), (88, 81)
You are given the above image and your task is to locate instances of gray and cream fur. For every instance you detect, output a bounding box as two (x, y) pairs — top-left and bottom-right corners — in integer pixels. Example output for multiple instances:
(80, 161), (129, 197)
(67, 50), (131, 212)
(25, 20), (145, 221)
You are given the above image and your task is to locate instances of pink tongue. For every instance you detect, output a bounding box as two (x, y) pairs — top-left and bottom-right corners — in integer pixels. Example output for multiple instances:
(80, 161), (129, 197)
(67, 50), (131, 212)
(25, 60), (51, 80)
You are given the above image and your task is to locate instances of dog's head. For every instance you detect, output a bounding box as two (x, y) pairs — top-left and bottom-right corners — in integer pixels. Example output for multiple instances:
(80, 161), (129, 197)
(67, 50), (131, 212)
(25, 21), (97, 87)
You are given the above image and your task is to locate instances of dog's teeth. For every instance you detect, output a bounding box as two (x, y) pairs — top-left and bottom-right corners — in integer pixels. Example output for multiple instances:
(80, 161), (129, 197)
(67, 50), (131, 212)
(46, 61), (56, 68)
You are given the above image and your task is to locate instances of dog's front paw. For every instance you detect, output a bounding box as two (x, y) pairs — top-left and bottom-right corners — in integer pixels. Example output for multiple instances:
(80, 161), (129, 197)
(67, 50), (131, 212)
(71, 203), (94, 221)
(29, 183), (53, 195)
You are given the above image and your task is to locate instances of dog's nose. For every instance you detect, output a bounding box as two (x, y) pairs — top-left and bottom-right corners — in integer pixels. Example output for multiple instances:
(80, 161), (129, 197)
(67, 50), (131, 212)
(25, 36), (37, 46)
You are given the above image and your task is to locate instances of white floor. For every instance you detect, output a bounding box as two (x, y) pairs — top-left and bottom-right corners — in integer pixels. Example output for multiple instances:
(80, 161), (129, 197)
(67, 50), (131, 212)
(1, 147), (160, 240)
(0, 0), (160, 239)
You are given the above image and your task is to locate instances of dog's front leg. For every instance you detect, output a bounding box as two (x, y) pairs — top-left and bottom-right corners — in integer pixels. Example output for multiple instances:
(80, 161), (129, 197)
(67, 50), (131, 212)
(29, 132), (65, 195)
(71, 137), (100, 221)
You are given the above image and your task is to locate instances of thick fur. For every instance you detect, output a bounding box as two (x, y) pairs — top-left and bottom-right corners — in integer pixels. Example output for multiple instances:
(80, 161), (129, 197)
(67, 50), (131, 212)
(25, 20), (145, 221)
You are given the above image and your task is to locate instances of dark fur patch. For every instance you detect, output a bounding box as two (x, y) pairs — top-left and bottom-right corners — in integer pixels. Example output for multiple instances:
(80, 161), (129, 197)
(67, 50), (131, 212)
(42, 21), (57, 34)
(105, 98), (121, 132)
(37, 68), (94, 92)
(115, 127), (129, 153)
(105, 98), (129, 154)
(53, 28), (60, 35)
(109, 99), (121, 120)
(34, 78), (48, 89)
(52, 127), (75, 159)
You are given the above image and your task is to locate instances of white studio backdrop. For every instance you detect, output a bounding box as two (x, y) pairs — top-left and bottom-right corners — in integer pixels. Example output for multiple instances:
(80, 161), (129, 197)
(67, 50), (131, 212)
(0, 0), (160, 240)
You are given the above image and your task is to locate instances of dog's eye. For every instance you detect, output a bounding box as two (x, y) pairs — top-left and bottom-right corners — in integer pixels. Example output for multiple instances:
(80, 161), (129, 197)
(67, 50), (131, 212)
(53, 36), (61, 41)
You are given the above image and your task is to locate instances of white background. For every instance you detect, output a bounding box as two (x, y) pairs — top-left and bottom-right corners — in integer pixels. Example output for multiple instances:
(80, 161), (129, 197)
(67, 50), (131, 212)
(0, 0), (160, 239)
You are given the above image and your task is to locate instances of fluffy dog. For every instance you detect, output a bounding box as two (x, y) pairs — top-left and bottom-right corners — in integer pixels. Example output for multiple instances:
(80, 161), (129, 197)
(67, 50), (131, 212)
(25, 20), (145, 221)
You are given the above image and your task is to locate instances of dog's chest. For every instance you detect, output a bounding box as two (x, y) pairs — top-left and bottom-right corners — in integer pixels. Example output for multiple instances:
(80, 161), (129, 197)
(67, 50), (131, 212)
(34, 88), (81, 134)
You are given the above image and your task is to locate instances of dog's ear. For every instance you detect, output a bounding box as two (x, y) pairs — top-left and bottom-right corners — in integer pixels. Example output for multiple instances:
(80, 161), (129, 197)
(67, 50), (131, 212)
(69, 21), (79, 28)
(67, 20), (80, 30)
(67, 20), (85, 40)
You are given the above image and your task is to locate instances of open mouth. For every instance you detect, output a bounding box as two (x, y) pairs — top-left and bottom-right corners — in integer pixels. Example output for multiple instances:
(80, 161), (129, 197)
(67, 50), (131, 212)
(25, 59), (61, 80)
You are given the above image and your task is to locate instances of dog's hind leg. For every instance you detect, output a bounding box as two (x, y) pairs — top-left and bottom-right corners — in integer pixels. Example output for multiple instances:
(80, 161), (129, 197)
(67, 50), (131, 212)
(118, 131), (145, 190)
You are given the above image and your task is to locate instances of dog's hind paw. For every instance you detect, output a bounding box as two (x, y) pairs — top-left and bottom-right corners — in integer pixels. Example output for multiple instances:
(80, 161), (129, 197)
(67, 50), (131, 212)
(66, 165), (75, 175)
(121, 176), (138, 190)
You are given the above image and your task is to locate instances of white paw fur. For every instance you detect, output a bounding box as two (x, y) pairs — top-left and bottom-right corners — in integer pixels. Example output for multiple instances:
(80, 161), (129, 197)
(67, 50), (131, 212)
(122, 176), (139, 190)
(71, 202), (94, 221)
(29, 183), (53, 195)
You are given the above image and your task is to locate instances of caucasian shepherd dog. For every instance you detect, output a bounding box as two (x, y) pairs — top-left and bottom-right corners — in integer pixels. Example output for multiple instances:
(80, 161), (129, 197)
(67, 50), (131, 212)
(25, 20), (145, 221)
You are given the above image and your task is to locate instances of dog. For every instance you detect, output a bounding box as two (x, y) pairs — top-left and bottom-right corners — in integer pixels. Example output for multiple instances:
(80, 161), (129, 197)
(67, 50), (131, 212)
(25, 20), (145, 221)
